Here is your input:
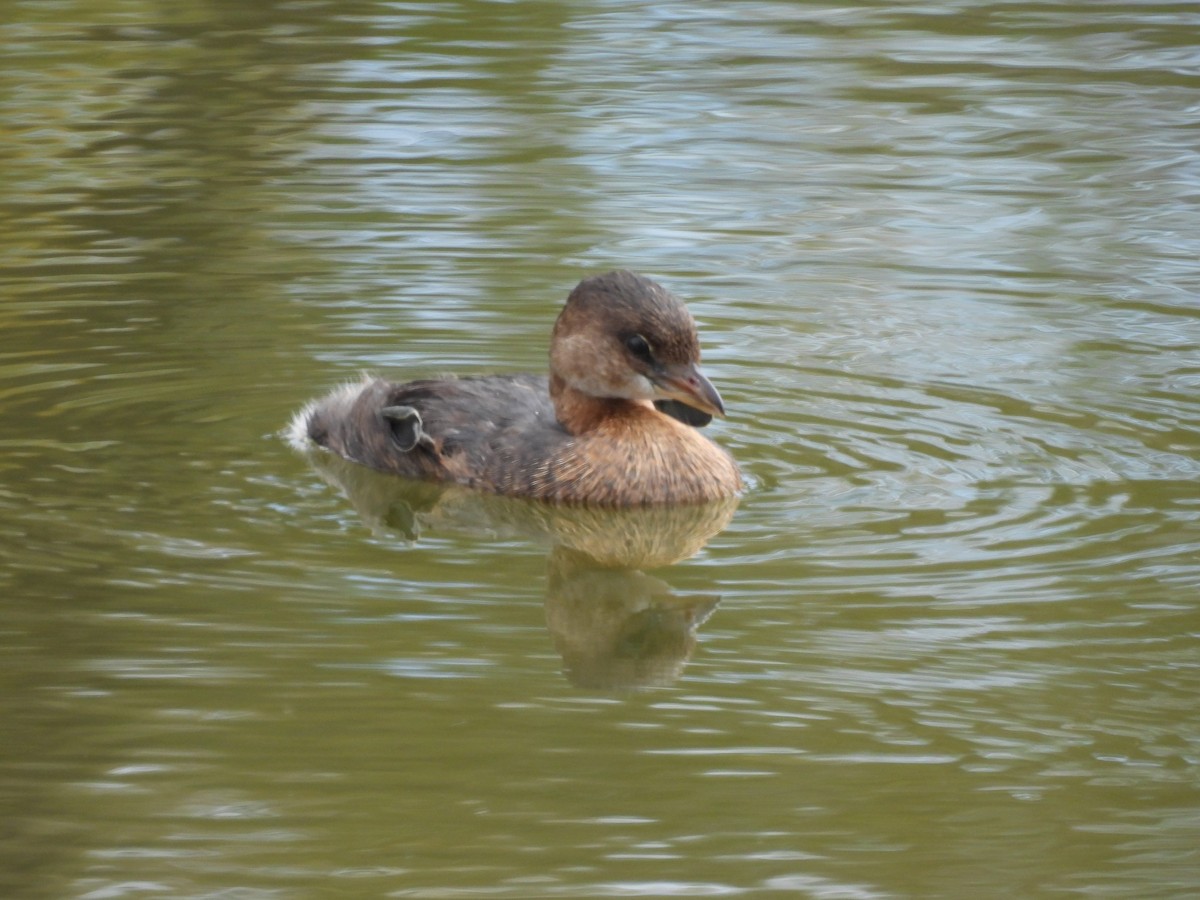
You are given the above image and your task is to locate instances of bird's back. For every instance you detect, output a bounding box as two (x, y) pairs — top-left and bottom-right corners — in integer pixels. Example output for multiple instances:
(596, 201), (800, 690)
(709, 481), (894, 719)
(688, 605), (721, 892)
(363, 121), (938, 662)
(300, 373), (566, 487)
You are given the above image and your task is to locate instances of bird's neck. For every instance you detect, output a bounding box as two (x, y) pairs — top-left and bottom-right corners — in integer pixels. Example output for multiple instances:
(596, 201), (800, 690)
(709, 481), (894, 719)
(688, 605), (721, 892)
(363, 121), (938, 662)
(549, 373), (651, 435)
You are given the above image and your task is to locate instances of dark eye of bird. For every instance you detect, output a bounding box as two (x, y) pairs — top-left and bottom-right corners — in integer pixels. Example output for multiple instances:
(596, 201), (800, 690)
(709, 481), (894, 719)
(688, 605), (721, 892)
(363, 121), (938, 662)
(624, 333), (654, 365)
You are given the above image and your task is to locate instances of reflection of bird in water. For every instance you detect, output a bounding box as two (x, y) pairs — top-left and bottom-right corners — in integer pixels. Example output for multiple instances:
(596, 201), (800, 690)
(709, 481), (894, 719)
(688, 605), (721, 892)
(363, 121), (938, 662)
(289, 270), (741, 505)
(288, 453), (738, 690)
(546, 547), (720, 691)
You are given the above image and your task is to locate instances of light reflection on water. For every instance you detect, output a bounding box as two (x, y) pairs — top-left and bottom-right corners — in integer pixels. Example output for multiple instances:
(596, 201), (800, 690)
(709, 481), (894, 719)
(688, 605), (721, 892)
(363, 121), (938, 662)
(2, 0), (1199, 898)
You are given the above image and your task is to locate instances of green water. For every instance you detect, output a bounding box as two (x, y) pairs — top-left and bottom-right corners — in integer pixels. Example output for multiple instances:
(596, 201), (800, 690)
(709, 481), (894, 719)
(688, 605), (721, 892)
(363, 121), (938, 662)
(2, 1), (1198, 898)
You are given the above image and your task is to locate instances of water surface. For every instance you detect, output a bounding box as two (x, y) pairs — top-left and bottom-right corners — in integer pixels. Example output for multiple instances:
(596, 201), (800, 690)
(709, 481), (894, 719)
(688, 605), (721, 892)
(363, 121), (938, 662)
(2, 1), (1198, 898)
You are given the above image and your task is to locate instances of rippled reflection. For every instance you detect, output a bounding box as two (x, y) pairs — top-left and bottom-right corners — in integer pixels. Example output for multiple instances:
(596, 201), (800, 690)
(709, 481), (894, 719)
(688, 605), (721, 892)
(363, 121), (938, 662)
(301, 448), (737, 689)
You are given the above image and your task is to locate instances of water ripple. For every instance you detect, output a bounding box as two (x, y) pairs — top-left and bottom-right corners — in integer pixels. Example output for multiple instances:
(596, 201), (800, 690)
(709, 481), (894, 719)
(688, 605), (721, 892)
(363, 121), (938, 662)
(2, 2), (1198, 898)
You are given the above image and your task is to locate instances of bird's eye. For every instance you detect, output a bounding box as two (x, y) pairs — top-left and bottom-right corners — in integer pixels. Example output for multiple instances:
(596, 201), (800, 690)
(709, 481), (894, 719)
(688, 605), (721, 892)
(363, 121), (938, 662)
(624, 333), (654, 364)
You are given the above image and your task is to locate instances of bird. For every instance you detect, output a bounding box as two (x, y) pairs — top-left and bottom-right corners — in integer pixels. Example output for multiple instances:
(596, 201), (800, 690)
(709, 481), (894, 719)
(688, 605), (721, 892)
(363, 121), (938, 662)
(289, 270), (742, 506)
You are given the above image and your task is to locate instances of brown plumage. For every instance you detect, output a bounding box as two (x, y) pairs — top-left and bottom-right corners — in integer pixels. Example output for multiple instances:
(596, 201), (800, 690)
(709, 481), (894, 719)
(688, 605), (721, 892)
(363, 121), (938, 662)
(289, 270), (742, 506)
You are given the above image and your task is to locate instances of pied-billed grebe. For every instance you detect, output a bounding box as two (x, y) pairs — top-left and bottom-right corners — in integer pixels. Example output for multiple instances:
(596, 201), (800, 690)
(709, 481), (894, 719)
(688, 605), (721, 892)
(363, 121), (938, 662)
(290, 270), (742, 506)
